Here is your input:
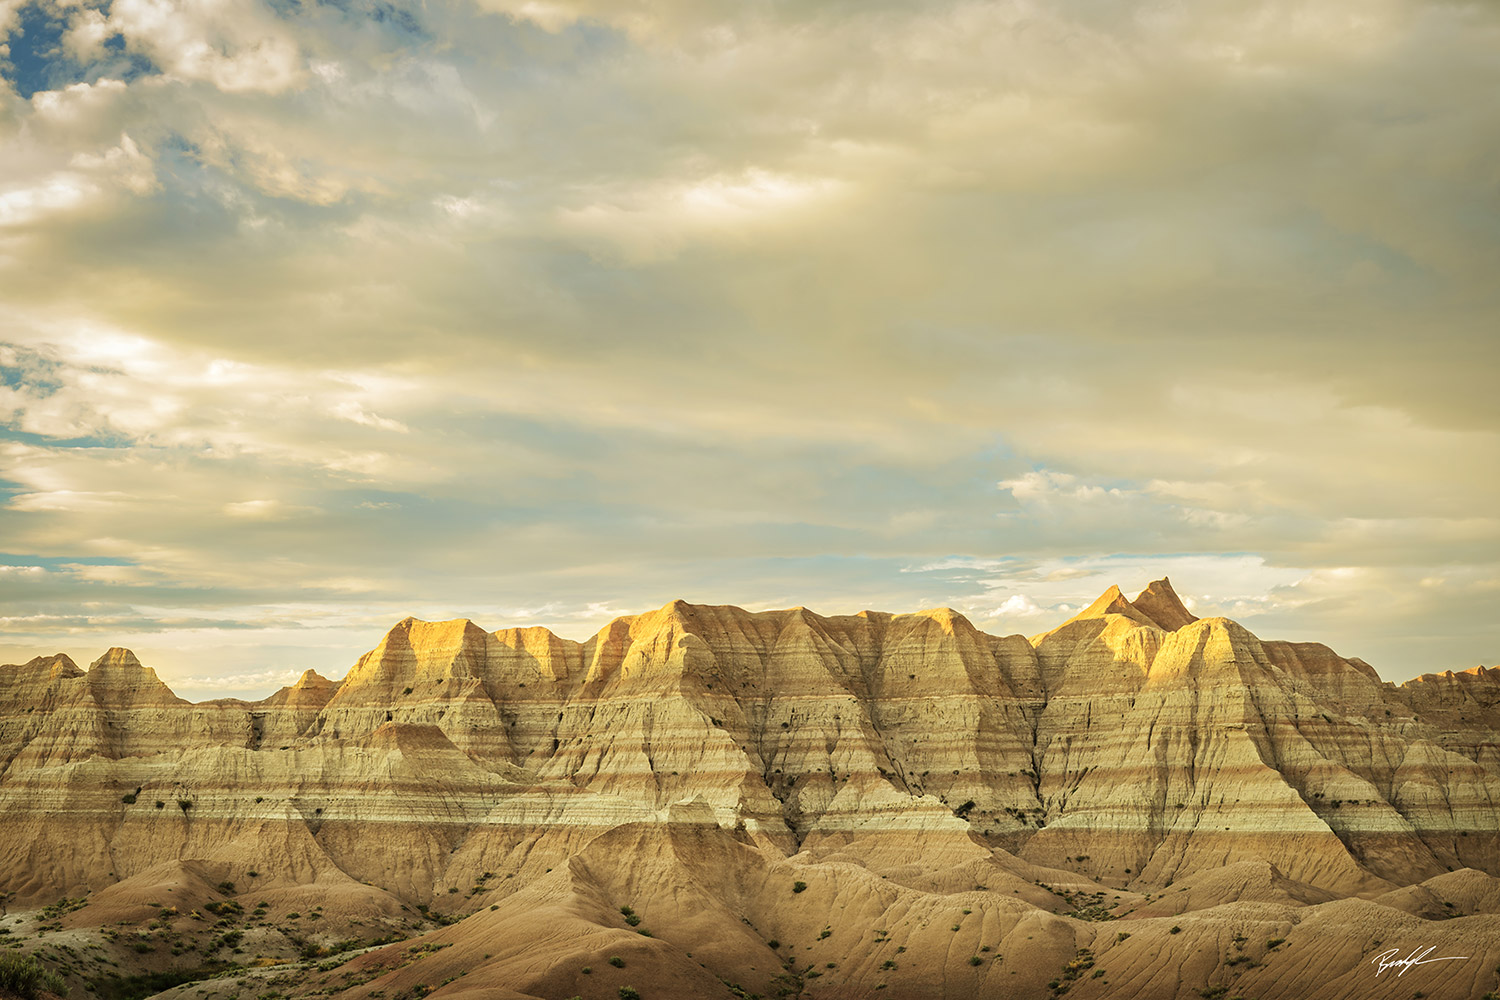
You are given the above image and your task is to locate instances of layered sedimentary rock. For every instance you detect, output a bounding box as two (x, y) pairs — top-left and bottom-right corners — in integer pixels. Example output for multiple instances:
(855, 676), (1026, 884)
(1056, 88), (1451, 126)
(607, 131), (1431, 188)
(1, 578), (1497, 1000)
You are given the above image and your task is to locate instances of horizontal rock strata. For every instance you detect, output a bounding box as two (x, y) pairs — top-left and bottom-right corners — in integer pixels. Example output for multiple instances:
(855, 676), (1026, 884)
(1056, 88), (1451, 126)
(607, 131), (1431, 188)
(1, 577), (1496, 999)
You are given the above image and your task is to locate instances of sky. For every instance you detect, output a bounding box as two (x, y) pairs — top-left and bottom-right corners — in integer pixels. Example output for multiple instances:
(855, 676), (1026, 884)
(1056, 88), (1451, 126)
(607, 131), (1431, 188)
(0, 0), (1496, 700)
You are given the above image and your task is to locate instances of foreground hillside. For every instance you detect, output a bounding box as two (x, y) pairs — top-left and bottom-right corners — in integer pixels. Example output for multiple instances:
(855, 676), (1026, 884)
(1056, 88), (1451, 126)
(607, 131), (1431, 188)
(1, 579), (1497, 999)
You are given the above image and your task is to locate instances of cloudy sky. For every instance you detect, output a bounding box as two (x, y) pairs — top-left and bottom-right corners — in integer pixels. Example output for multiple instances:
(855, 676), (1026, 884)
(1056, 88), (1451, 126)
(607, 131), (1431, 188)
(0, 0), (1495, 699)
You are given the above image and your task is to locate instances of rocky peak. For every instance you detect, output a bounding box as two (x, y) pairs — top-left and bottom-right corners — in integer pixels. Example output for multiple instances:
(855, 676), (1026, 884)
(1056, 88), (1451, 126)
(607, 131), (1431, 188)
(1130, 576), (1199, 631)
(1054, 584), (1158, 630)
(261, 668), (342, 709)
(909, 606), (978, 636)
(89, 647), (145, 672)
(22, 653), (83, 680)
(83, 648), (183, 707)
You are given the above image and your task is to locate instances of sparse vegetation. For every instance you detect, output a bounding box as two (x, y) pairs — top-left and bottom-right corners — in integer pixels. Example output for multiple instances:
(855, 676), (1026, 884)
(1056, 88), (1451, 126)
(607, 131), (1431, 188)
(205, 929), (243, 953)
(0, 953), (67, 999)
(618, 987), (641, 1000)
(87, 963), (237, 1000)
(792, 881), (807, 894)
(608, 956), (625, 968)
(1170, 926), (1182, 934)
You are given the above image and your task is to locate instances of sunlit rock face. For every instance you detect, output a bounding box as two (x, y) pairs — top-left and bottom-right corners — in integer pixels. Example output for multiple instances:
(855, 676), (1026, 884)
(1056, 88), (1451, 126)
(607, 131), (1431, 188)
(1, 578), (1497, 1000)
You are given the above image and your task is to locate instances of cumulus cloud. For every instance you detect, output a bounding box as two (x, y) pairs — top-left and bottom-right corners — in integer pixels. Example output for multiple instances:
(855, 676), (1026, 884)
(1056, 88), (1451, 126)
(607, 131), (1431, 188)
(105, 0), (304, 94)
(0, 0), (1494, 690)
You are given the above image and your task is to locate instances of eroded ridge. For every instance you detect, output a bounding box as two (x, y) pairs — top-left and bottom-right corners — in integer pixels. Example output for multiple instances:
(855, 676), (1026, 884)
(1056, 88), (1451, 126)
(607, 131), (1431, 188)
(1, 578), (1496, 1000)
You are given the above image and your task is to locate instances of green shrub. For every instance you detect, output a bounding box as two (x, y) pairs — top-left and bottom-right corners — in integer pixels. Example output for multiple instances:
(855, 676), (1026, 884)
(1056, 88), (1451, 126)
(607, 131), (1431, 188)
(969, 956), (983, 966)
(178, 799), (193, 812)
(792, 881), (807, 894)
(1169, 926), (1181, 934)
(608, 956), (625, 968)
(0, 953), (67, 999)
(619, 988), (640, 1000)
(155, 801), (165, 809)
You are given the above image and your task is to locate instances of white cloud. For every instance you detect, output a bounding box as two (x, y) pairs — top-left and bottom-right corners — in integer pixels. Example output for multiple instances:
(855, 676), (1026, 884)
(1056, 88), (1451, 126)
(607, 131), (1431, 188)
(222, 499), (319, 520)
(9, 490), (135, 512)
(329, 401), (408, 433)
(106, 0), (304, 94)
(557, 169), (846, 262)
(994, 594), (1044, 617)
(0, 133), (154, 228)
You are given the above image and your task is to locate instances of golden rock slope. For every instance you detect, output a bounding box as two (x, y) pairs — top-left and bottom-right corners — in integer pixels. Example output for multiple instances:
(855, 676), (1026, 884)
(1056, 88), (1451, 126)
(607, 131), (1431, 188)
(1, 579), (1497, 1000)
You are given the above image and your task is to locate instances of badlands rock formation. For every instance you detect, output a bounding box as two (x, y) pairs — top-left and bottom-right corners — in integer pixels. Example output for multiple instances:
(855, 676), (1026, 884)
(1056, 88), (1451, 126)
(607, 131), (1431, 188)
(0, 579), (1497, 1000)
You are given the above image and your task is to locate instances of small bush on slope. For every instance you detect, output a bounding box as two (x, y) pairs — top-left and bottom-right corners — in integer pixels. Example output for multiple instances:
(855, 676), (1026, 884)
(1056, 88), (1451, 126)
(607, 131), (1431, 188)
(0, 953), (67, 999)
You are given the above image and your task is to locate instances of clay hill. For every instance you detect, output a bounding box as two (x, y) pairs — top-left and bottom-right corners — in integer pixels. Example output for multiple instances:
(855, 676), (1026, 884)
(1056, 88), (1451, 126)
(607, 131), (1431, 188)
(1, 579), (1498, 1000)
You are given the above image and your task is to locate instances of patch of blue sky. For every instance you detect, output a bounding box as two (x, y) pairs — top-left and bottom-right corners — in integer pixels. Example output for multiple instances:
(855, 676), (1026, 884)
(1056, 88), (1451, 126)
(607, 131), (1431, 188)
(1, 2), (155, 98)
(2, 1), (66, 99)
(264, 0), (429, 44)
(0, 356), (63, 396)
(0, 427), (128, 449)
(0, 553), (133, 568)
